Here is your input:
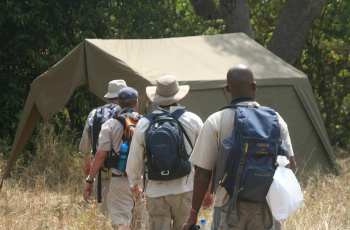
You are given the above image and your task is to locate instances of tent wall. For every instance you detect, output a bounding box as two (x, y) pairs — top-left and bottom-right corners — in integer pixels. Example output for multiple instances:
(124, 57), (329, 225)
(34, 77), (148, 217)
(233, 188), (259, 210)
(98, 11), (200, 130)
(256, 85), (335, 172)
(179, 88), (230, 120)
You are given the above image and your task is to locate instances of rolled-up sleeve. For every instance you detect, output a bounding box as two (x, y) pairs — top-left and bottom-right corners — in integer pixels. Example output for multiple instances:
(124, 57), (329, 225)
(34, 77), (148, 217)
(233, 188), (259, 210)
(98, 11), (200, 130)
(79, 110), (95, 157)
(277, 113), (294, 157)
(189, 117), (219, 171)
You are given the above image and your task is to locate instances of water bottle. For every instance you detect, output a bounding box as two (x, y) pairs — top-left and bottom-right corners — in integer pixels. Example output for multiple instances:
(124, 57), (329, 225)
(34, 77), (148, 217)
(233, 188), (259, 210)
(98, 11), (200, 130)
(200, 219), (211, 230)
(117, 142), (129, 171)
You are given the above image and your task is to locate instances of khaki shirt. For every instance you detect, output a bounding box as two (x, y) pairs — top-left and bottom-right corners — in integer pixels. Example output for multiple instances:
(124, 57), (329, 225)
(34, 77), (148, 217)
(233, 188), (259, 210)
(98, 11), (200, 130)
(79, 102), (121, 157)
(126, 105), (203, 198)
(189, 101), (294, 207)
(98, 109), (140, 175)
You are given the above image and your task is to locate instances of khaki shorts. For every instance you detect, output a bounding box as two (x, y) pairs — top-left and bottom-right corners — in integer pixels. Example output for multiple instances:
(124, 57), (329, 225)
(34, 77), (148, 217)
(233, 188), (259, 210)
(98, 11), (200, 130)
(212, 199), (281, 230)
(146, 191), (192, 230)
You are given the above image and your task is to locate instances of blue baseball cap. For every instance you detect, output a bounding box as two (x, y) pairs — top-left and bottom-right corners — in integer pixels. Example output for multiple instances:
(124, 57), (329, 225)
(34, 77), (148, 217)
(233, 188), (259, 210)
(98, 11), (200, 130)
(118, 87), (139, 100)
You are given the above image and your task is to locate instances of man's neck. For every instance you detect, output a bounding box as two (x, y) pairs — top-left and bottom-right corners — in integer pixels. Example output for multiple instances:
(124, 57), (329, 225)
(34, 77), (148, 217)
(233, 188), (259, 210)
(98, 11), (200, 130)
(230, 97), (255, 105)
(109, 99), (118, 103)
(159, 103), (178, 111)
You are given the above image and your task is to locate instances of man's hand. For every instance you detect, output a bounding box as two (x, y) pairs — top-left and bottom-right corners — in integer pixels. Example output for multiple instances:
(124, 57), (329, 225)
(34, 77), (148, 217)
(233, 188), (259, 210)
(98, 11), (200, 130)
(180, 212), (198, 230)
(131, 185), (143, 203)
(202, 193), (214, 210)
(83, 182), (93, 201)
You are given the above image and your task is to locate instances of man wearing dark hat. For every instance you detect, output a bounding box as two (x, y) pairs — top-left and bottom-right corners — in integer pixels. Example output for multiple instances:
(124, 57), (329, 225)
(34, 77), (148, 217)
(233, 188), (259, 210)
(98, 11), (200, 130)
(126, 75), (204, 230)
(83, 87), (140, 230)
(79, 79), (127, 215)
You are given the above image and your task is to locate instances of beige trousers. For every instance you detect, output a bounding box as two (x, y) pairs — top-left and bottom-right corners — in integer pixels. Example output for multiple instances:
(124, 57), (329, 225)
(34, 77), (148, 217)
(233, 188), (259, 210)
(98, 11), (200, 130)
(146, 191), (193, 230)
(108, 176), (134, 227)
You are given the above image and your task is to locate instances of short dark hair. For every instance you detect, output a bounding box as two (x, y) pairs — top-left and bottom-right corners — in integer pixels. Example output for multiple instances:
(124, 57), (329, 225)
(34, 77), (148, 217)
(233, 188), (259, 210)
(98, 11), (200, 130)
(118, 98), (138, 109)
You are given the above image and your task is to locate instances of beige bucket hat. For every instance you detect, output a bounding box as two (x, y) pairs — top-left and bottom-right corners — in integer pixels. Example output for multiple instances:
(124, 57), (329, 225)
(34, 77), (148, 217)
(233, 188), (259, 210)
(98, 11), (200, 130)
(146, 75), (190, 106)
(104, 79), (127, 98)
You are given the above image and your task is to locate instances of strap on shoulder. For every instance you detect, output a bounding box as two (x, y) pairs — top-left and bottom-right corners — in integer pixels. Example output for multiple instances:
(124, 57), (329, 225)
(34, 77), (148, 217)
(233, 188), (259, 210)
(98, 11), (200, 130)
(170, 109), (186, 119)
(220, 104), (269, 111)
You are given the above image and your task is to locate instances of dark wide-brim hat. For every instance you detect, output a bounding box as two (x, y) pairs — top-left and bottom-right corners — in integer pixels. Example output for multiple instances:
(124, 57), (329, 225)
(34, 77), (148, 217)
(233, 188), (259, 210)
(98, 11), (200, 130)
(146, 75), (190, 106)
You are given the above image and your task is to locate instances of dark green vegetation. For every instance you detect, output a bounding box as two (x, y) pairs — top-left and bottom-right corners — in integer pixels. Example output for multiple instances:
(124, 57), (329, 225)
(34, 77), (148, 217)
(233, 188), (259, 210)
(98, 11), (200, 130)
(0, 0), (349, 162)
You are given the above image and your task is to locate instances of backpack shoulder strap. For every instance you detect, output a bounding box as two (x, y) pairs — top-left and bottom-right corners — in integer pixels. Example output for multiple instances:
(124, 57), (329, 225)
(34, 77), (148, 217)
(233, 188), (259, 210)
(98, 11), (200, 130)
(144, 111), (169, 125)
(170, 109), (186, 119)
(220, 103), (269, 111)
(170, 109), (194, 150)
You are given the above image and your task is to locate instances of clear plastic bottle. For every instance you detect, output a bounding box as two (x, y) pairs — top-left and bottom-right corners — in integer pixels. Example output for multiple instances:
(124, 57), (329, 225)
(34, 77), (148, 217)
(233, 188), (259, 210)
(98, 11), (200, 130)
(117, 142), (129, 171)
(200, 219), (211, 230)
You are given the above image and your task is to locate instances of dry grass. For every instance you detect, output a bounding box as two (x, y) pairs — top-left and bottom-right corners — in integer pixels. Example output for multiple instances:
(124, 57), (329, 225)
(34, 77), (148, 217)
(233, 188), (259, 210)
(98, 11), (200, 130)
(0, 123), (349, 229)
(283, 155), (350, 230)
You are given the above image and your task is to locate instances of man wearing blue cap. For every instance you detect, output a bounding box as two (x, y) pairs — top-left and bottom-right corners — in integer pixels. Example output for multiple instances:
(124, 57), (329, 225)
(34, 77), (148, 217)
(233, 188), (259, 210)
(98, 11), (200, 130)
(83, 87), (141, 230)
(79, 79), (127, 215)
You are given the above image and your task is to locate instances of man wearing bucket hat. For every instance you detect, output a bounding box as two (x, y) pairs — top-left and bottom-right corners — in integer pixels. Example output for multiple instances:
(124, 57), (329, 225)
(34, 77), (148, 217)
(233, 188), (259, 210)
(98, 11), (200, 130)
(84, 87), (141, 229)
(126, 75), (204, 230)
(79, 79), (127, 215)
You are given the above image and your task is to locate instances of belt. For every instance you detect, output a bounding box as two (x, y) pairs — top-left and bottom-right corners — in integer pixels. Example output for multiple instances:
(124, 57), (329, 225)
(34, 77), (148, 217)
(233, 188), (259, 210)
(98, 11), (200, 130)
(112, 173), (127, 177)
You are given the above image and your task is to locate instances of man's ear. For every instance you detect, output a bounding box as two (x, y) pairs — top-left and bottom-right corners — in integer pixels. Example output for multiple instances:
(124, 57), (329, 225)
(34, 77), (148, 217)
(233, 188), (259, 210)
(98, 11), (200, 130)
(225, 84), (230, 93)
(134, 99), (139, 111)
(252, 82), (257, 91)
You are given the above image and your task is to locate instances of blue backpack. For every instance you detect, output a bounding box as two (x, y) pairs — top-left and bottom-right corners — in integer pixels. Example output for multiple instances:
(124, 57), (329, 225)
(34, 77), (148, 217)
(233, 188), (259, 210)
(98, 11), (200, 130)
(144, 109), (193, 181)
(215, 105), (288, 227)
(89, 102), (120, 154)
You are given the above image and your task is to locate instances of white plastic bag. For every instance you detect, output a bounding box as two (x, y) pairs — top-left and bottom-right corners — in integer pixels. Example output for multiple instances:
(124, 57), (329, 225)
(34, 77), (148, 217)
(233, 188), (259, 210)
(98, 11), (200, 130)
(266, 156), (304, 221)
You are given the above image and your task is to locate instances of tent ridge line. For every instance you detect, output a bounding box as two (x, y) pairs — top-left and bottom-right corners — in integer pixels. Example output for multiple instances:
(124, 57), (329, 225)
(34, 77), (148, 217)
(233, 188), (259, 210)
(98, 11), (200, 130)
(189, 82), (310, 91)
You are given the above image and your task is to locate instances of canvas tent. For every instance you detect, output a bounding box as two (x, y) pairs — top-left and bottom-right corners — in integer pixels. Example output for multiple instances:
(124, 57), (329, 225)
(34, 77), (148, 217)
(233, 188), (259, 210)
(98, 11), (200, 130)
(1, 33), (337, 187)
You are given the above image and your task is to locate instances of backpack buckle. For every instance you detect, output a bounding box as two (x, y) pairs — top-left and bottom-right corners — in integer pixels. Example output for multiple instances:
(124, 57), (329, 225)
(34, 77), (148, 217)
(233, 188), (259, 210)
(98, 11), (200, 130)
(161, 170), (170, 175)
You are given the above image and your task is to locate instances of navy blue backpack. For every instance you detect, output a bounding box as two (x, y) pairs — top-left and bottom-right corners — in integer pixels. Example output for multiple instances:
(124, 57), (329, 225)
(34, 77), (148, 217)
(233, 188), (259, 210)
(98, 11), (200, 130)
(215, 105), (288, 228)
(144, 109), (193, 181)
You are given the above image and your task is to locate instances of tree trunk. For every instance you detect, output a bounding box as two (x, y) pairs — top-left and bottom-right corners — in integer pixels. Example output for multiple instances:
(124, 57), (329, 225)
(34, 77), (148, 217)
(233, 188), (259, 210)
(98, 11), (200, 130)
(267, 0), (329, 66)
(219, 0), (253, 38)
(189, 0), (222, 20)
(189, 0), (253, 38)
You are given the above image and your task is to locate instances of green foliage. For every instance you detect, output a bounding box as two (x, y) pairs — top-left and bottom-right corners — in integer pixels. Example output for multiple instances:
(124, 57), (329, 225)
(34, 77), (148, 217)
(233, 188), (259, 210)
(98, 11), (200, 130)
(247, 0), (284, 45)
(302, 0), (350, 147)
(109, 0), (223, 39)
(0, 0), (112, 140)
